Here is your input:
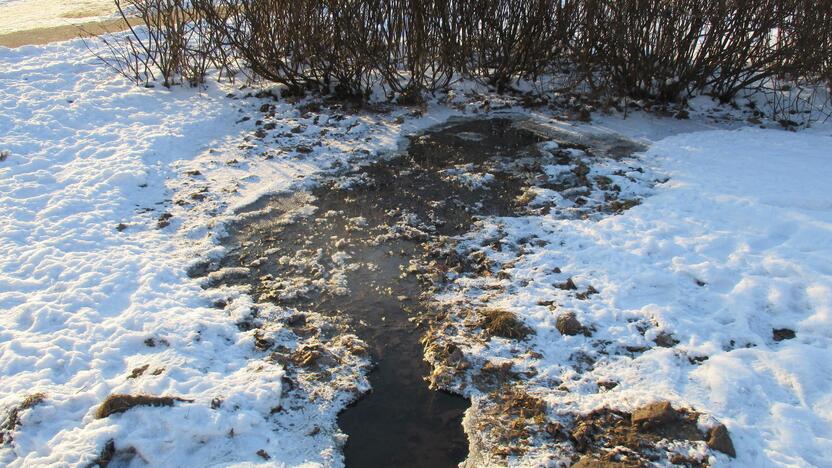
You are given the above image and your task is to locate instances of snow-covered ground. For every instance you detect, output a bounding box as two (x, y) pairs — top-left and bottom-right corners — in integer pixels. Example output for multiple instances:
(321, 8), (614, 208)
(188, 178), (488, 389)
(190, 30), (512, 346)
(0, 37), (410, 466)
(434, 123), (832, 466)
(0, 0), (117, 35)
(2, 32), (831, 467)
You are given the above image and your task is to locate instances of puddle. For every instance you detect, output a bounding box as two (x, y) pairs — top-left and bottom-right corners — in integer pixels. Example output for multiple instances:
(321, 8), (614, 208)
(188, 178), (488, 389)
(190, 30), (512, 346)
(209, 116), (645, 466)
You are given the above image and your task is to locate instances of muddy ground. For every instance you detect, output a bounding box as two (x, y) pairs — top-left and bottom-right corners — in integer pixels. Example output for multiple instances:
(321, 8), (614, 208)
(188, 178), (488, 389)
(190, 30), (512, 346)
(201, 115), (733, 467)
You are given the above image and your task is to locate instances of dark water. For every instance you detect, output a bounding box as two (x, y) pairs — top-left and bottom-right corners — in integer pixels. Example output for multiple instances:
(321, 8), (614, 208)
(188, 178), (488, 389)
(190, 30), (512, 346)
(213, 117), (627, 467)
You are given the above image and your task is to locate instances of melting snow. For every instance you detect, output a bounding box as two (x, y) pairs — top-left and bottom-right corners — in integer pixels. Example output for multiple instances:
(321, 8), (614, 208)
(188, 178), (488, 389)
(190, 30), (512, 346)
(1, 32), (831, 467)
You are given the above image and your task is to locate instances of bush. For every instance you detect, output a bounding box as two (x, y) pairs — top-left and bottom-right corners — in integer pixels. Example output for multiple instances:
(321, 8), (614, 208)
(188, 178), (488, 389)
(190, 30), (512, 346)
(106, 0), (832, 111)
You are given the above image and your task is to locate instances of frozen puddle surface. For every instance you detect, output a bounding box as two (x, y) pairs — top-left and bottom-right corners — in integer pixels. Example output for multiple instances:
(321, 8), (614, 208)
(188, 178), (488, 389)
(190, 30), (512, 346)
(211, 117), (645, 466)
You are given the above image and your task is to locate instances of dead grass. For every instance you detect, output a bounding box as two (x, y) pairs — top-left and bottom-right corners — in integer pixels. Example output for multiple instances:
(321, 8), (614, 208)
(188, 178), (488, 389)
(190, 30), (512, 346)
(95, 394), (190, 419)
(61, 9), (108, 19)
(570, 403), (717, 465)
(481, 309), (532, 340)
(476, 386), (553, 459)
(90, 439), (138, 468)
(606, 198), (641, 214)
(127, 364), (149, 379)
(19, 393), (46, 411)
(0, 392), (46, 445)
(0, 18), (141, 48)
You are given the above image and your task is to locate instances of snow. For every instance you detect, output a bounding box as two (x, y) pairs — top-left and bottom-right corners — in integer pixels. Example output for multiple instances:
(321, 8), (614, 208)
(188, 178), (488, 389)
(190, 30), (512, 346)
(0, 37), (405, 466)
(440, 126), (832, 465)
(0, 39), (288, 466)
(640, 130), (832, 465)
(2, 29), (832, 468)
(441, 163), (495, 189)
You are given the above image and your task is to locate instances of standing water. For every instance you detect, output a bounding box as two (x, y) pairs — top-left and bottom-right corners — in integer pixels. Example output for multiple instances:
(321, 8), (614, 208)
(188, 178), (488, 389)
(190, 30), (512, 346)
(213, 117), (634, 466)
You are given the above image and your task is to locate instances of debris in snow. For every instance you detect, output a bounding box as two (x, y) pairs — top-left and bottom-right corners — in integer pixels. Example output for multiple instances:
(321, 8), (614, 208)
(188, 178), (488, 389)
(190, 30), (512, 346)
(156, 212), (173, 228)
(90, 440), (138, 468)
(707, 424), (736, 457)
(772, 328), (796, 342)
(556, 277), (578, 291)
(575, 285), (598, 300)
(653, 331), (680, 348)
(556, 311), (584, 336)
(205, 267), (250, 285)
(95, 395), (190, 419)
(0, 394), (46, 445)
(567, 402), (722, 465)
(480, 309), (532, 340)
(631, 400), (679, 428)
(127, 364), (150, 379)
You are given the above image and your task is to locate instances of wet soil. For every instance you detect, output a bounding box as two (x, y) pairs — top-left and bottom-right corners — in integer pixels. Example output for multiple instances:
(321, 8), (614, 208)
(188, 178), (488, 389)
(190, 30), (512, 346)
(215, 117), (555, 467)
(212, 116), (646, 467)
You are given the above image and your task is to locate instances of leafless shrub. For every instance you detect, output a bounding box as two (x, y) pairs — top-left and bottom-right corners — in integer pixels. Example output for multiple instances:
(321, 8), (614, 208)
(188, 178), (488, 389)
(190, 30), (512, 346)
(460, 0), (574, 92)
(92, 0), (227, 87)
(101, 0), (832, 115)
(85, 28), (155, 87)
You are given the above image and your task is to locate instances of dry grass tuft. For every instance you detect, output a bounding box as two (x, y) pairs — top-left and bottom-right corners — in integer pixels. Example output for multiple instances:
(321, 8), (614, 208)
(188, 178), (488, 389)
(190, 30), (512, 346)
(19, 393), (46, 411)
(95, 394), (190, 419)
(481, 309), (533, 340)
(0, 392), (47, 444)
(475, 386), (554, 459)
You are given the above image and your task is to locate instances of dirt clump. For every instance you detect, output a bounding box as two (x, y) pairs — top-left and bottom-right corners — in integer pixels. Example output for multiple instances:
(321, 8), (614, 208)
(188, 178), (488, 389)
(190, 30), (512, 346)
(772, 328), (796, 342)
(127, 364), (149, 379)
(557, 278), (578, 290)
(631, 401), (679, 428)
(89, 439), (138, 468)
(557, 311), (584, 336)
(653, 332), (679, 348)
(606, 199), (641, 214)
(706, 424), (736, 457)
(253, 331), (275, 351)
(576, 285), (599, 300)
(156, 212), (173, 229)
(571, 455), (634, 468)
(290, 343), (339, 369)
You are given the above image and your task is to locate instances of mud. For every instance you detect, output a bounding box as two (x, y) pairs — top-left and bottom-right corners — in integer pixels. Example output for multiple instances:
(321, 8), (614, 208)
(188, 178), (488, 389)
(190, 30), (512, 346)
(211, 116), (645, 467)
